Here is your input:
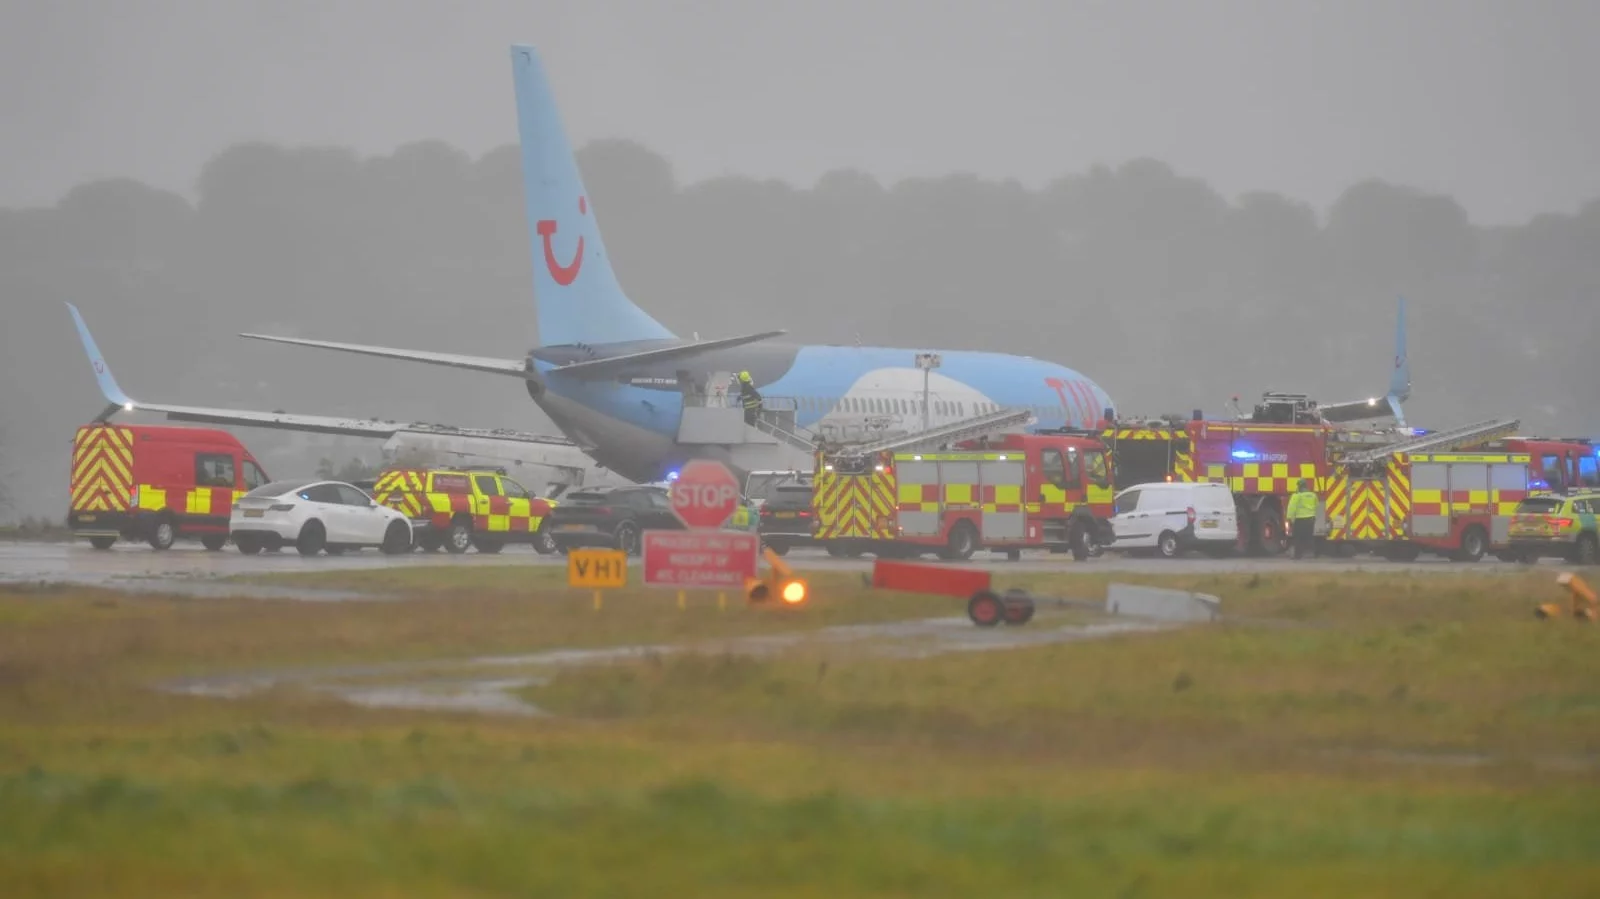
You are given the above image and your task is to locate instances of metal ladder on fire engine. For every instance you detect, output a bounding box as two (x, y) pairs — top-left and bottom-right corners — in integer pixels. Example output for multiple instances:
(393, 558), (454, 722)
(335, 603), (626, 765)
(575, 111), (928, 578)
(831, 407), (1036, 459)
(1338, 418), (1521, 466)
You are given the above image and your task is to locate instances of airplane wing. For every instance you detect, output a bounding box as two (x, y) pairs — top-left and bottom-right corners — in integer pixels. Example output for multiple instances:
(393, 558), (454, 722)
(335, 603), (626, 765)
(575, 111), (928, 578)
(66, 303), (579, 448)
(541, 330), (788, 379)
(237, 333), (534, 379)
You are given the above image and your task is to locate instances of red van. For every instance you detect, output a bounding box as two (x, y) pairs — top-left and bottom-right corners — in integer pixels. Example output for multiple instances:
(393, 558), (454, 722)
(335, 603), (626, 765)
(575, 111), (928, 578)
(68, 423), (271, 550)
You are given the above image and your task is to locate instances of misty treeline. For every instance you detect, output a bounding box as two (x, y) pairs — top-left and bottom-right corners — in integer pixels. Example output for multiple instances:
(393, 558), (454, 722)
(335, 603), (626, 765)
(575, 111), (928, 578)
(2, 138), (1597, 520)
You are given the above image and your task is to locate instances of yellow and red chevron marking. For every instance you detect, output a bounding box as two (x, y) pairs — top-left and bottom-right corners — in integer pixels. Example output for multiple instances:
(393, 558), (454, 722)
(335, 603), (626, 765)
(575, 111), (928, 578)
(371, 469), (431, 518)
(70, 425), (134, 513)
(1323, 475), (1349, 539)
(813, 469), (895, 539)
(1384, 461), (1411, 538)
(1346, 481), (1387, 539)
(1173, 450), (1195, 482)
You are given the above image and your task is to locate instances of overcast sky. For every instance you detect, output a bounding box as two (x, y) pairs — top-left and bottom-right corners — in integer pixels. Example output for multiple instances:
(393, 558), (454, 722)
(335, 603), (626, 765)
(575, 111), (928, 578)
(3, 0), (1596, 224)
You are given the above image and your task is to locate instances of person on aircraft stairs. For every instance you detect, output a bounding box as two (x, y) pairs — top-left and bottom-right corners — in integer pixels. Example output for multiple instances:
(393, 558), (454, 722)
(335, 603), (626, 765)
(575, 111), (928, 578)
(1285, 480), (1319, 560)
(738, 371), (763, 425)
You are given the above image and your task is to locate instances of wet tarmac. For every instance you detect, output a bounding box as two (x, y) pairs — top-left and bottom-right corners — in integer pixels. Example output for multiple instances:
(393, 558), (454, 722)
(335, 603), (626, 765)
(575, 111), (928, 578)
(0, 538), (1540, 600)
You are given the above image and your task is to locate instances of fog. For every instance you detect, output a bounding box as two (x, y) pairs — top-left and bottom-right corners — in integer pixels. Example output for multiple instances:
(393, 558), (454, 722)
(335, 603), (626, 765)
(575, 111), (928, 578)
(2, 0), (1598, 521)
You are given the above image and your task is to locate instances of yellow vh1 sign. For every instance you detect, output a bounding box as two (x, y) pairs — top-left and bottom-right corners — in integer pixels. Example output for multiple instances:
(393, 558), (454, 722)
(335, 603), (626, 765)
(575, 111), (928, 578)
(568, 548), (627, 608)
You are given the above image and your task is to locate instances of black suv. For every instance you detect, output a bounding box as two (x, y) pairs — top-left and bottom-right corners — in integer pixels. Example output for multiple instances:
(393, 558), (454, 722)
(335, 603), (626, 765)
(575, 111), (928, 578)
(755, 475), (816, 556)
(545, 485), (682, 556)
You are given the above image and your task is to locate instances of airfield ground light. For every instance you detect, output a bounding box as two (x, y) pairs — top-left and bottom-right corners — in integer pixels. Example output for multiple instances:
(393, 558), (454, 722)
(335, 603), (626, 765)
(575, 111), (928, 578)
(746, 546), (809, 607)
(1537, 571), (1596, 621)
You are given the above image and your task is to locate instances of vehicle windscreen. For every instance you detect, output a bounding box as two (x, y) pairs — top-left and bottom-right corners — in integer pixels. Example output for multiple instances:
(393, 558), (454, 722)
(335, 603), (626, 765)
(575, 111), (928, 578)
(744, 474), (786, 501)
(563, 491), (612, 504)
(1515, 497), (1564, 514)
(768, 484), (814, 506)
(245, 480), (314, 498)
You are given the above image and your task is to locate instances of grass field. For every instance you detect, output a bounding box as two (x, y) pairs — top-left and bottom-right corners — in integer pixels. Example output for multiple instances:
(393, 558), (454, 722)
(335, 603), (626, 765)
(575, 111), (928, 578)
(2, 567), (1598, 897)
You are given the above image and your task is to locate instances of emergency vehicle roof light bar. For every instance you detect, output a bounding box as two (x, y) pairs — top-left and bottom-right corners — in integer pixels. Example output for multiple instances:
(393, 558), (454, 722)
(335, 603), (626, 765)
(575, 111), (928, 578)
(1340, 418), (1521, 466)
(831, 407), (1036, 458)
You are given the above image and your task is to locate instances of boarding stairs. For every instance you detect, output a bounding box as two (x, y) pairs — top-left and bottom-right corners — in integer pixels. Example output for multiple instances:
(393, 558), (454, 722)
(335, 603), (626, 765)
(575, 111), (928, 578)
(1338, 418), (1521, 466)
(825, 407), (1036, 459)
(750, 412), (818, 453)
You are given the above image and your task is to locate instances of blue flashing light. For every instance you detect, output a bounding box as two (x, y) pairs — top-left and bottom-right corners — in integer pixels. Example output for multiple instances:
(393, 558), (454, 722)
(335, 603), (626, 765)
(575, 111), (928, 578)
(666, 470), (680, 481)
(1530, 478), (1550, 490)
(1231, 449), (1258, 461)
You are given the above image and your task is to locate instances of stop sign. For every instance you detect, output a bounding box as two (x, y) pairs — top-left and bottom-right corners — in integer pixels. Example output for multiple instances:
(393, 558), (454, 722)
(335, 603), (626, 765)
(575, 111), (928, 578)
(669, 459), (742, 529)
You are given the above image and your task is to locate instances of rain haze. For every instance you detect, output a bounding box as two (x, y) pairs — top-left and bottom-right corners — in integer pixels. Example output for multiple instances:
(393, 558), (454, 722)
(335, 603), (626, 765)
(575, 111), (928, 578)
(2, 0), (1598, 521)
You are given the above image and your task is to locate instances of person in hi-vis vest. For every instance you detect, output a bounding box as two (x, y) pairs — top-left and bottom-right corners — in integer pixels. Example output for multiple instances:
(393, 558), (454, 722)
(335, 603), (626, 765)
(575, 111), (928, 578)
(1285, 480), (1319, 560)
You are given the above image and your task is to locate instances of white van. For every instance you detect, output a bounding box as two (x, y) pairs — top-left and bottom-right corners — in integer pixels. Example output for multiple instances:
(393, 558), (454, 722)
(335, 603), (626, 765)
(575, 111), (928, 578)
(1105, 482), (1239, 558)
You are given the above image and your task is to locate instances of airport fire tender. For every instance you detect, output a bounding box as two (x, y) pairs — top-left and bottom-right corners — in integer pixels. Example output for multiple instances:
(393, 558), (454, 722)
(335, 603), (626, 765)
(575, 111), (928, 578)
(368, 465), (558, 555)
(1049, 394), (1409, 556)
(811, 409), (1116, 561)
(67, 422), (271, 551)
(1322, 423), (1599, 561)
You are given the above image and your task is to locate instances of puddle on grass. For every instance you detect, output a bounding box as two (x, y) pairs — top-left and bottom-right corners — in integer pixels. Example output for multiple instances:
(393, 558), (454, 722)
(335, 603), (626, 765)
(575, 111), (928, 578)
(162, 613), (1174, 718)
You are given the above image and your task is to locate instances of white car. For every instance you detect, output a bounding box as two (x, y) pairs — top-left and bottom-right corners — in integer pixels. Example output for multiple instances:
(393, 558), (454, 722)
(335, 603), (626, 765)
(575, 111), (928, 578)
(231, 479), (413, 556)
(1104, 481), (1239, 558)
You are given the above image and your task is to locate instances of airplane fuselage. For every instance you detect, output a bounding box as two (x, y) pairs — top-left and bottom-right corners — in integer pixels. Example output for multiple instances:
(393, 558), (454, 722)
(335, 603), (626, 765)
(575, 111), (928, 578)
(527, 340), (1114, 483)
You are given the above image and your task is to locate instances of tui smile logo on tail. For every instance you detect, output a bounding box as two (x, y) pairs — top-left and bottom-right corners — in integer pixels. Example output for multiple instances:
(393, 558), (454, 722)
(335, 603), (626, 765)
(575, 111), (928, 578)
(536, 196), (587, 286)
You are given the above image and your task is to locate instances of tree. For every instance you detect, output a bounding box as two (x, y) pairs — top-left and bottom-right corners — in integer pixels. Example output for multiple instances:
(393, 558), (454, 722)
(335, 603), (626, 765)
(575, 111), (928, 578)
(2, 134), (1597, 522)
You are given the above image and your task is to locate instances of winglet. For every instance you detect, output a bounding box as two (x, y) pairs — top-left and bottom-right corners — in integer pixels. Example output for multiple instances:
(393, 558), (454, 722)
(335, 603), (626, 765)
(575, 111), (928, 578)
(1386, 296), (1410, 429)
(66, 303), (135, 411)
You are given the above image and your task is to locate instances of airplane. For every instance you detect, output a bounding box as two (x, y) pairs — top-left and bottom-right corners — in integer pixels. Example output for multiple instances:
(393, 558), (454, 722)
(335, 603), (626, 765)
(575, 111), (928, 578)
(1308, 296), (1411, 428)
(65, 43), (1407, 488)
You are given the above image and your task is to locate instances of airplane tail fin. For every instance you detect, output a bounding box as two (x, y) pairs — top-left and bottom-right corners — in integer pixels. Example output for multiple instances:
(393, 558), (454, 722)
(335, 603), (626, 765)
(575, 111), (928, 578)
(66, 303), (136, 417)
(1387, 296), (1410, 428)
(509, 44), (675, 347)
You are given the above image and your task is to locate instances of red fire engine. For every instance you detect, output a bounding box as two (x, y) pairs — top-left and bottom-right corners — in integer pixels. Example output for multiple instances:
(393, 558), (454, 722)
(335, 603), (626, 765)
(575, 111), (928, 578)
(1323, 418), (1536, 561)
(811, 410), (1116, 561)
(1059, 394), (1410, 556)
(1481, 437), (1600, 495)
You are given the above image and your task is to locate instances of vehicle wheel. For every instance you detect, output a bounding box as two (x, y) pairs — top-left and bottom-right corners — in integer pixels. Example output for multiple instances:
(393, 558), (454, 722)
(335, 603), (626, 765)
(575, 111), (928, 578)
(88, 536), (116, 550)
(1005, 549), (1022, 562)
(1157, 530), (1181, 559)
(1068, 519), (1094, 562)
(967, 589), (1003, 628)
(1002, 591), (1035, 626)
(381, 521), (413, 555)
(1453, 526), (1487, 563)
(939, 522), (977, 561)
(444, 518), (473, 554)
(235, 535), (262, 555)
(825, 543), (862, 559)
(1255, 509), (1285, 556)
(200, 534), (227, 552)
(147, 516), (176, 551)
(765, 543), (790, 557)
(472, 535), (504, 554)
(1575, 534), (1599, 566)
(532, 523), (557, 555)
(615, 522), (641, 556)
(296, 520), (326, 557)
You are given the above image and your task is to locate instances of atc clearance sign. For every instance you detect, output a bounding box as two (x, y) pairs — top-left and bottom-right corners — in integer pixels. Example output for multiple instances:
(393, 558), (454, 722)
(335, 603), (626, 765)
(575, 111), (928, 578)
(643, 530), (759, 588)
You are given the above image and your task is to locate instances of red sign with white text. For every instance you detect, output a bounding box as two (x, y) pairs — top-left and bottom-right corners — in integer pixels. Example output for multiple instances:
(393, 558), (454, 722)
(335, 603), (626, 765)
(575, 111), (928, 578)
(669, 459), (743, 529)
(642, 529), (760, 588)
